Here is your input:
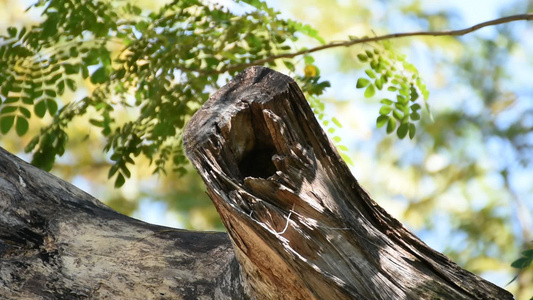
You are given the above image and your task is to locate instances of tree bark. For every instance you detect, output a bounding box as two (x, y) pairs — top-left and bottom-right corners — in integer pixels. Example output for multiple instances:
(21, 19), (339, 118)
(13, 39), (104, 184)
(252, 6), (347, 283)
(0, 66), (514, 299)
(0, 147), (249, 299)
(183, 66), (514, 300)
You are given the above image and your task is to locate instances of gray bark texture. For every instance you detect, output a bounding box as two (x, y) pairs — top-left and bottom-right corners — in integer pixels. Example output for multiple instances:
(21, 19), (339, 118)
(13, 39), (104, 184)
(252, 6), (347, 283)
(0, 147), (249, 299)
(0, 66), (514, 300)
(183, 66), (514, 300)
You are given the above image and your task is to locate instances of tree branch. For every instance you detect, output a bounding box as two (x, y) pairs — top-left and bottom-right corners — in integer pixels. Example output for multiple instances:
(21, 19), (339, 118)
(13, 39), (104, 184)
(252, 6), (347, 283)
(211, 13), (533, 74)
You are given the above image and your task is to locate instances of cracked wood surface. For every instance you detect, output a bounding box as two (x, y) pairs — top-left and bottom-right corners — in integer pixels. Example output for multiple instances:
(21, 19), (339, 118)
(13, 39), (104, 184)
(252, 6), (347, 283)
(183, 66), (514, 300)
(0, 147), (249, 299)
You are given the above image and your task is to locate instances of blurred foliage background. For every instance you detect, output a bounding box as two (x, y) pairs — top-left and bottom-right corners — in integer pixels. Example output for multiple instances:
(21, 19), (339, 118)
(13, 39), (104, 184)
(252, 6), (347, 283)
(0, 0), (532, 298)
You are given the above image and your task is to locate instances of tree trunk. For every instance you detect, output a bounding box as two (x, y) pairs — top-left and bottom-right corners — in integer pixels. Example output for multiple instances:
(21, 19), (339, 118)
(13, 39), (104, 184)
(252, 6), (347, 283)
(0, 66), (514, 300)
(183, 66), (514, 300)
(0, 147), (249, 299)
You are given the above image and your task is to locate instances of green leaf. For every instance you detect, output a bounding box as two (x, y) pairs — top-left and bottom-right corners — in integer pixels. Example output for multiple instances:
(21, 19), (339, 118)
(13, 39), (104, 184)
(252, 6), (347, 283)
(364, 84), (375, 98)
(420, 84), (430, 100)
(356, 78), (370, 88)
(375, 78), (383, 90)
(379, 106), (392, 115)
(397, 95), (408, 104)
(397, 123), (408, 139)
(357, 53), (367, 62)
(386, 118), (396, 134)
(511, 257), (532, 269)
(47, 99), (58, 115)
(376, 115), (389, 128)
(410, 103), (421, 111)
(19, 107), (31, 118)
(1, 106), (17, 114)
(331, 117), (342, 128)
(287, 21), (325, 44)
(35, 100), (46, 118)
(410, 112), (421, 121)
(63, 63), (79, 75)
(394, 102), (406, 112)
(380, 99), (393, 105)
(283, 60), (295, 72)
(304, 56), (315, 65)
(25, 136), (40, 153)
(90, 67), (109, 84)
(115, 173), (125, 188)
(131, 5), (142, 15)
(410, 86), (419, 101)
(408, 123), (416, 139)
(69, 47), (79, 57)
(340, 152), (354, 166)
(66, 79), (77, 91)
(338, 145), (349, 151)
(81, 66), (89, 78)
(136, 21), (149, 31)
(45, 89), (56, 97)
(120, 163), (131, 178)
(15, 116), (29, 136)
(0, 116), (15, 134)
(365, 69), (376, 79)
(523, 249), (533, 258)
(89, 118), (105, 127)
(4, 97), (18, 104)
(7, 26), (17, 37)
(42, 14), (59, 37)
(399, 87), (409, 97)
(392, 109), (403, 120)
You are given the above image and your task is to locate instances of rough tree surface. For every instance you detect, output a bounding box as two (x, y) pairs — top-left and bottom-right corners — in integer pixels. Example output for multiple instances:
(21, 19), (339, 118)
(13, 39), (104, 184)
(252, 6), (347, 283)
(183, 66), (514, 300)
(0, 147), (248, 299)
(0, 66), (514, 300)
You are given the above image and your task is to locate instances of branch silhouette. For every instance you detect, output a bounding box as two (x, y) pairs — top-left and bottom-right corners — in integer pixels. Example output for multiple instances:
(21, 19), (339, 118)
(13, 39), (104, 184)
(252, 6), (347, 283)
(208, 13), (533, 74)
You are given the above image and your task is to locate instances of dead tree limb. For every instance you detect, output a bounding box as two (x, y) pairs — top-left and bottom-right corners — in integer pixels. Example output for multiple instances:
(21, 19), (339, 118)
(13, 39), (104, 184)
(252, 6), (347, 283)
(0, 147), (249, 299)
(183, 66), (514, 300)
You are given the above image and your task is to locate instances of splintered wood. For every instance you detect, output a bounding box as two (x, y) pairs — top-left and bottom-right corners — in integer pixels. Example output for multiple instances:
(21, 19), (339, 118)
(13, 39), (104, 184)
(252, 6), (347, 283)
(184, 66), (513, 300)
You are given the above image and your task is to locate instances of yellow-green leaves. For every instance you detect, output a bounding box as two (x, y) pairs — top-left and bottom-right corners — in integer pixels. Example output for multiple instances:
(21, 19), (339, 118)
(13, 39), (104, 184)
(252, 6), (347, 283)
(355, 45), (430, 139)
(364, 84), (376, 98)
(356, 78), (370, 88)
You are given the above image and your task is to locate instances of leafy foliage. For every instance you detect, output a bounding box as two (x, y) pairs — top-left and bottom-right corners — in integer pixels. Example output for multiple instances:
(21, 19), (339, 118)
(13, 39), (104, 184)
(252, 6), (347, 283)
(355, 41), (430, 139)
(512, 249), (533, 269)
(0, 0), (330, 186)
(0, 0), (421, 186)
(509, 248), (533, 285)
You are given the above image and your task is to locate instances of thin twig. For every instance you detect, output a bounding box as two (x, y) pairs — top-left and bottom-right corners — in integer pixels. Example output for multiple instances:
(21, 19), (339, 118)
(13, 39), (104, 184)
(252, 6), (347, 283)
(211, 13), (533, 75)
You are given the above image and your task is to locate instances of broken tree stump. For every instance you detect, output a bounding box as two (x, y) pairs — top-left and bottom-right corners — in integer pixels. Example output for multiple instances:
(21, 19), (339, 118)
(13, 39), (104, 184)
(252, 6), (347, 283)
(184, 66), (513, 299)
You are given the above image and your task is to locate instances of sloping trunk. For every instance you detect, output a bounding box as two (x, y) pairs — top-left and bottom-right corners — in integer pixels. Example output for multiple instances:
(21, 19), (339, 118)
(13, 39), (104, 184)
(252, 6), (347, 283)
(183, 66), (513, 300)
(0, 147), (249, 299)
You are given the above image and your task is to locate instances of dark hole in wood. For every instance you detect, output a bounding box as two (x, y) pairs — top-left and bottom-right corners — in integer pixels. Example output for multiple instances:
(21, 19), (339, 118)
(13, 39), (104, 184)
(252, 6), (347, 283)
(238, 143), (277, 179)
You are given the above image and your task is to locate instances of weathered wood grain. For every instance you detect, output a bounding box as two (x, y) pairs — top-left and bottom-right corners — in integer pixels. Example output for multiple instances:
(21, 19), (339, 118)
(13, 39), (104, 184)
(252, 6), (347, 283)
(184, 66), (513, 300)
(0, 147), (249, 299)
